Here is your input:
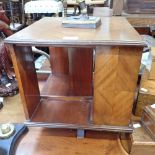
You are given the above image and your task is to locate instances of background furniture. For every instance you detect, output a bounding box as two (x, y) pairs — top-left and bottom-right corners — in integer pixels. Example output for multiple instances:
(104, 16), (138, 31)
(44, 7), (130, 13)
(124, 0), (155, 14)
(24, 0), (63, 15)
(24, 0), (64, 24)
(120, 123), (155, 155)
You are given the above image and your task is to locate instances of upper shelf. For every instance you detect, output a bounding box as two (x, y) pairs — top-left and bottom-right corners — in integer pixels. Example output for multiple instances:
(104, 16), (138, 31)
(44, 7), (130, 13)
(5, 17), (145, 46)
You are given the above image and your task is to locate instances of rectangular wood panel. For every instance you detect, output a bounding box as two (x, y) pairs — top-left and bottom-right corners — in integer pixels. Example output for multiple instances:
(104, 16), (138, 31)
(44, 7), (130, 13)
(9, 45), (40, 120)
(93, 46), (142, 126)
(49, 47), (69, 75)
(68, 47), (93, 96)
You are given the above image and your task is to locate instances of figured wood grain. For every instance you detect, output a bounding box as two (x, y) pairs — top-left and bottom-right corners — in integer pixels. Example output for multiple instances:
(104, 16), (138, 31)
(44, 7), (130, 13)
(93, 46), (142, 126)
(15, 128), (127, 155)
(4, 17), (145, 46)
(8, 45), (40, 120)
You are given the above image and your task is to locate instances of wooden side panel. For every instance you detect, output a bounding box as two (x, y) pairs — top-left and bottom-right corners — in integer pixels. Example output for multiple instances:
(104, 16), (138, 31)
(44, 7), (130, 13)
(94, 90), (135, 125)
(93, 46), (142, 126)
(49, 47), (69, 75)
(68, 47), (93, 96)
(8, 45), (40, 120)
(116, 47), (142, 92)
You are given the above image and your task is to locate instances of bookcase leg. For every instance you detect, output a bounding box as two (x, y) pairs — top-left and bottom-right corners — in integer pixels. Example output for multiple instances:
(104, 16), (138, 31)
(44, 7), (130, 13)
(77, 129), (85, 139)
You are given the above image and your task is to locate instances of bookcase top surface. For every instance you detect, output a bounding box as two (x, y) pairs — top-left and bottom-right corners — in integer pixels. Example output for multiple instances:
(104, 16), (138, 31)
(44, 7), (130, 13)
(5, 17), (145, 46)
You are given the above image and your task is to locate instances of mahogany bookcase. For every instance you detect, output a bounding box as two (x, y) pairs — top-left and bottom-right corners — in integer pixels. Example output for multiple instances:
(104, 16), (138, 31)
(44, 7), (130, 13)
(5, 17), (145, 133)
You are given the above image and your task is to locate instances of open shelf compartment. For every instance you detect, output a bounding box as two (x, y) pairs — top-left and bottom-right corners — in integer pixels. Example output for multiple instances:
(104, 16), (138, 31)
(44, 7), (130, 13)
(31, 97), (92, 125)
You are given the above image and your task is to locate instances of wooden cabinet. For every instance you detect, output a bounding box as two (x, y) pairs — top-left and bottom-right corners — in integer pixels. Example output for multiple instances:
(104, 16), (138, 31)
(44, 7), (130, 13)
(125, 0), (155, 13)
(5, 17), (145, 133)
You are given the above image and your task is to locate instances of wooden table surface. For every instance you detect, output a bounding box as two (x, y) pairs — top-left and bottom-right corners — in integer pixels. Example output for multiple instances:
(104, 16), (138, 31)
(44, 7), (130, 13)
(14, 127), (128, 155)
(5, 17), (144, 46)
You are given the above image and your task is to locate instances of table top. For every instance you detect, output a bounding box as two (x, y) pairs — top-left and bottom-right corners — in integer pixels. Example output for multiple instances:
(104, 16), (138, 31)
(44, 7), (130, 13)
(5, 17), (145, 46)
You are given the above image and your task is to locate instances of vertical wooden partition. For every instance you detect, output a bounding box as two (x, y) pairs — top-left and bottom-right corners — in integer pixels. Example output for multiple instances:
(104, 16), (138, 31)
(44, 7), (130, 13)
(49, 47), (69, 75)
(9, 45), (40, 120)
(68, 47), (93, 96)
(93, 46), (142, 126)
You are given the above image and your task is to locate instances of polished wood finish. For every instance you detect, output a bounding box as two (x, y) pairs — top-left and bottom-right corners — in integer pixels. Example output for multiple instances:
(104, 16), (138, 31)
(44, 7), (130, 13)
(49, 47), (69, 74)
(93, 46), (142, 126)
(15, 128), (128, 155)
(5, 17), (144, 46)
(31, 98), (91, 125)
(41, 74), (70, 96)
(5, 17), (144, 132)
(8, 45), (40, 120)
(45, 47), (93, 96)
(68, 47), (93, 96)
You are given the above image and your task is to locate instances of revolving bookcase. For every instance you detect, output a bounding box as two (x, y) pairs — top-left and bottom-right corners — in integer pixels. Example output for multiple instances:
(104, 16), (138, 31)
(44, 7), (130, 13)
(5, 17), (145, 133)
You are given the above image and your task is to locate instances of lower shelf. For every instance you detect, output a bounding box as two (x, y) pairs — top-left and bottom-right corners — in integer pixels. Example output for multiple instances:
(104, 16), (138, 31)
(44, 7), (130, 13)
(26, 77), (133, 133)
(25, 97), (133, 133)
(31, 98), (91, 125)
